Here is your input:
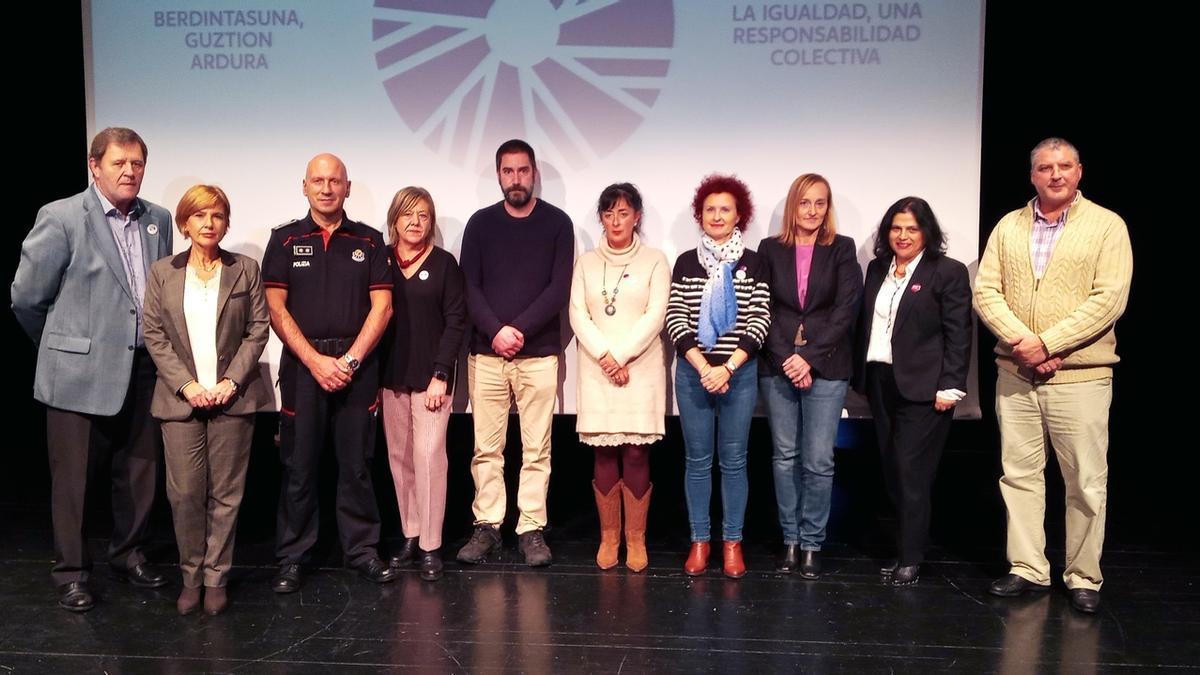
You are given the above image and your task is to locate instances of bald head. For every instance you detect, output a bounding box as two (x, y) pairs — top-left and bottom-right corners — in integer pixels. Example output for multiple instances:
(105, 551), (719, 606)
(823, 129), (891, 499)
(303, 153), (351, 226)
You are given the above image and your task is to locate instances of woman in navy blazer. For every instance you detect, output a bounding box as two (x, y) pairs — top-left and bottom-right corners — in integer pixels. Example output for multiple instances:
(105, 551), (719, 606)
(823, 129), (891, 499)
(758, 174), (861, 578)
(854, 197), (972, 586)
(143, 185), (272, 615)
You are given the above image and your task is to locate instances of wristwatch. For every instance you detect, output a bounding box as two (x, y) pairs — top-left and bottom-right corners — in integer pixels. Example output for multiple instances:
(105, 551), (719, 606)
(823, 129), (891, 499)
(432, 368), (450, 382)
(342, 353), (360, 372)
(724, 360), (739, 373)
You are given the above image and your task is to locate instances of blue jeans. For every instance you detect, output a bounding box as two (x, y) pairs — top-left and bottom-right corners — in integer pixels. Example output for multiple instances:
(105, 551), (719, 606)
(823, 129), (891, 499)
(759, 374), (849, 549)
(675, 358), (758, 542)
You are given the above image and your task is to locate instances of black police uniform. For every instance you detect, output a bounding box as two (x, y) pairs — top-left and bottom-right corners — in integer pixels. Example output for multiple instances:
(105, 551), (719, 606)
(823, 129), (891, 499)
(262, 213), (392, 566)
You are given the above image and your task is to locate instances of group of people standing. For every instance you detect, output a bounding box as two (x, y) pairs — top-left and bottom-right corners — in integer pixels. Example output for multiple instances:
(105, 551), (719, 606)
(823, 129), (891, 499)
(12, 130), (1130, 619)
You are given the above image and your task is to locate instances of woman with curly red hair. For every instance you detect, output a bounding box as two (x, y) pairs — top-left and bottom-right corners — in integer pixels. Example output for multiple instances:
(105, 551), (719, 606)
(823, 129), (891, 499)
(665, 174), (771, 578)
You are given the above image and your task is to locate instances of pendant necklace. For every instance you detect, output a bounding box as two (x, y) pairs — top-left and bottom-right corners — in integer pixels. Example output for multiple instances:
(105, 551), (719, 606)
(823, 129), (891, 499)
(601, 261), (629, 316)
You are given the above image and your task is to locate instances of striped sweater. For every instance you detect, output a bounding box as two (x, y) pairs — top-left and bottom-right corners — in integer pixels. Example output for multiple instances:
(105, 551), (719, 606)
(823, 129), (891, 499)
(666, 249), (771, 364)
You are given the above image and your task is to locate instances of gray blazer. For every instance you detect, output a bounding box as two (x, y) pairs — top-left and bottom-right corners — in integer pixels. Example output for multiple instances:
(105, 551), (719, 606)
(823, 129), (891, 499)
(11, 187), (173, 416)
(143, 250), (273, 421)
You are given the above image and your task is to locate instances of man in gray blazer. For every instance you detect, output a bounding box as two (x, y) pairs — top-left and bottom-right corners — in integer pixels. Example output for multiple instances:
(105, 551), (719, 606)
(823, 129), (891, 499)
(11, 127), (174, 612)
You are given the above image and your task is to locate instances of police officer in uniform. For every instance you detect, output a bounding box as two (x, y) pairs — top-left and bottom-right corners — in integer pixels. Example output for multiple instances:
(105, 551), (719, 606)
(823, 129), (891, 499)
(261, 153), (395, 592)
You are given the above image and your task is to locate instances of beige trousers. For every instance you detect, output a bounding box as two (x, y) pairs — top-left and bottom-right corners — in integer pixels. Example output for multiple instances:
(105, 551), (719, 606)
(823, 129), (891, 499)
(996, 369), (1112, 591)
(467, 354), (557, 534)
(161, 413), (254, 588)
(381, 387), (450, 551)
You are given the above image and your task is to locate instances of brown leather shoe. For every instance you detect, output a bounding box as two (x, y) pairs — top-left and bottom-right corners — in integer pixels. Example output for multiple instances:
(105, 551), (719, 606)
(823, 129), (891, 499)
(176, 586), (201, 616)
(684, 542), (710, 576)
(622, 483), (652, 573)
(593, 480), (622, 570)
(203, 586), (228, 615)
(722, 541), (746, 579)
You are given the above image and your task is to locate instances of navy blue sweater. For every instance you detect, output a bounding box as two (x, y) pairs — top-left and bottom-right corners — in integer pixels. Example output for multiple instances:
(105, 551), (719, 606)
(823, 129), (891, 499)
(459, 200), (574, 357)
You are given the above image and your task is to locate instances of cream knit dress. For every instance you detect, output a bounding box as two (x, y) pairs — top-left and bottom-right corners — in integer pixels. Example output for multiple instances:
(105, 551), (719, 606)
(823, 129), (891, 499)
(569, 235), (671, 445)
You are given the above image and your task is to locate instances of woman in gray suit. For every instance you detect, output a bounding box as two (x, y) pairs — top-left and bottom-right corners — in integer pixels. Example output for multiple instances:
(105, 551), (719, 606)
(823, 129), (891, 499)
(143, 185), (271, 615)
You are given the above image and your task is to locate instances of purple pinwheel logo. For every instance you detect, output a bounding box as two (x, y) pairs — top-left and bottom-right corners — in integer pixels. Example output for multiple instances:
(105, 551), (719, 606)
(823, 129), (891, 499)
(373, 0), (675, 169)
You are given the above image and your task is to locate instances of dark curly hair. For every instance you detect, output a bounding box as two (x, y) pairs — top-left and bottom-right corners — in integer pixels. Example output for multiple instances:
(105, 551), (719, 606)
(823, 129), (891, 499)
(872, 196), (947, 260)
(691, 174), (753, 232)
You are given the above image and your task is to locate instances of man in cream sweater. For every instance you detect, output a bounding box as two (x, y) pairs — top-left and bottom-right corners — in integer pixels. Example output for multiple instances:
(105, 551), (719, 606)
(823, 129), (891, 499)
(974, 138), (1133, 614)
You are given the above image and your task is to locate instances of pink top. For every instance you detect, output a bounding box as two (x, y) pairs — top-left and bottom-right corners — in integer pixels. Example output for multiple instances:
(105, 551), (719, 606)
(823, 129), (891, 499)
(795, 244), (815, 307)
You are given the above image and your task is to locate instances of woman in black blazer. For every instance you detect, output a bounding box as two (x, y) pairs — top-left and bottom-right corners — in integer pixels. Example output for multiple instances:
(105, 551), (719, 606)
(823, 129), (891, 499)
(854, 196), (971, 586)
(758, 174), (861, 578)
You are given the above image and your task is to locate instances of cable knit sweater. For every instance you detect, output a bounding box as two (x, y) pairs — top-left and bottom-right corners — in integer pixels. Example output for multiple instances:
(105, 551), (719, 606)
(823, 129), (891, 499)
(973, 193), (1132, 383)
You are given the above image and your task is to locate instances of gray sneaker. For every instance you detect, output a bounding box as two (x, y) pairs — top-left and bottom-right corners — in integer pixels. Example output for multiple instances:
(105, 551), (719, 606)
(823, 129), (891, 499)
(456, 524), (501, 564)
(518, 529), (552, 567)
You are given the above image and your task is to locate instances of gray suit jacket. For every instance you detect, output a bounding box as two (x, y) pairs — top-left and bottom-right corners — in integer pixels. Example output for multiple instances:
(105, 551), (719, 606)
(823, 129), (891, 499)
(11, 186), (173, 415)
(143, 250), (272, 421)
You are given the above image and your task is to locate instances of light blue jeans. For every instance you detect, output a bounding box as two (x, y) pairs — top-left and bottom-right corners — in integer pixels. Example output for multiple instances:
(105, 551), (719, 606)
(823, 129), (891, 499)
(759, 374), (849, 549)
(675, 359), (758, 542)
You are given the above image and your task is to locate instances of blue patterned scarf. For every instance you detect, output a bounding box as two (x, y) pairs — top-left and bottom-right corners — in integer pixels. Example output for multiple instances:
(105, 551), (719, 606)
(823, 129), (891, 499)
(696, 229), (743, 351)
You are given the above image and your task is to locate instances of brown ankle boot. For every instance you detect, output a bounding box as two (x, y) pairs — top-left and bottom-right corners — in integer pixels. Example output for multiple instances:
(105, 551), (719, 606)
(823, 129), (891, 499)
(621, 482), (652, 572)
(723, 541), (746, 579)
(684, 542), (710, 576)
(593, 480), (622, 569)
(177, 586), (201, 616)
(203, 585), (228, 615)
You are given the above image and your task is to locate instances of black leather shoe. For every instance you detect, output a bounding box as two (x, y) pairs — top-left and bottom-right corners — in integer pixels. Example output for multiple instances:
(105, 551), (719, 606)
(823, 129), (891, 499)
(798, 550), (821, 580)
(353, 557), (397, 584)
(889, 564), (920, 586)
(389, 537), (419, 569)
(988, 573), (1051, 597)
(880, 559), (899, 576)
(775, 545), (800, 573)
(111, 563), (168, 588)
(1069, 588), (1101, 614)
(57, 581), (94, 612)
(272, 564), (304, 594)
(419, 550), (444, 581)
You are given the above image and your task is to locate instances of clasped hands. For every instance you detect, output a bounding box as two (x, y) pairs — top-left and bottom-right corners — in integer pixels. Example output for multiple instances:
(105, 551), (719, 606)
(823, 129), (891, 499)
(309, 354), (353, 393)
(598, 352), (629, 386)
(492, 325), (524, 360)
(1009, 334), (1063, 379)
(182, 378), (238, 409)
(781, 354), (813, 390)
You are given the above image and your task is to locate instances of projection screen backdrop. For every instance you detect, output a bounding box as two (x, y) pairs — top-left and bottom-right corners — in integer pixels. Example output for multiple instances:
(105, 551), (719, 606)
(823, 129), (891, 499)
(85, 0), (985, 417)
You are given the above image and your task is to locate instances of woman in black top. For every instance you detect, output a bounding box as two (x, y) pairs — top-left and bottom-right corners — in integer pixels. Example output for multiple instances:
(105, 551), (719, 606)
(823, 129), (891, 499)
(379, 186), (466, 581)
(854, 197), (971, 587)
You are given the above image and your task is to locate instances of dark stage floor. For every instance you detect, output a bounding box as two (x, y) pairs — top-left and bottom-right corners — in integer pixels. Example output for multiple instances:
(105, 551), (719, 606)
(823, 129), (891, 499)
(1, 528), (1196, 672)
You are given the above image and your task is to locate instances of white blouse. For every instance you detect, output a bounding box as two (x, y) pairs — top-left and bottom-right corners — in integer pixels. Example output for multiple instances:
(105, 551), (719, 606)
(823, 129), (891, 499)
(865, 251), (963, 402)
(866, 251), (924, 365)
(184, 265), (221, 389)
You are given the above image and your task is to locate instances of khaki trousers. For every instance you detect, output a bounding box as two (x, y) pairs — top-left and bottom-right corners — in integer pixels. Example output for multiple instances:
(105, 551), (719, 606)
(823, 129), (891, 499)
(468, 354), (557, 534)
(381, 387), (450, 551)
(996, 369), (1112, 591)
(161, 413), (254, 588)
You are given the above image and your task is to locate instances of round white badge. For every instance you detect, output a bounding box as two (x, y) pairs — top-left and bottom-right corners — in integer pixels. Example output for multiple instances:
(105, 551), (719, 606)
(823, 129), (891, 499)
(146, 223), (158, 236)
(735, 269), (746, 280)
(418, 270), (430, 281)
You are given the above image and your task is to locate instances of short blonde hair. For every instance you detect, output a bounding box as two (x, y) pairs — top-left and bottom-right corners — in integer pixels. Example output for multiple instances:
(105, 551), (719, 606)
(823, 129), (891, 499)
(386, 186), (436, 247)
(778, 173), (836, 247)
(174, 184), (231, 235)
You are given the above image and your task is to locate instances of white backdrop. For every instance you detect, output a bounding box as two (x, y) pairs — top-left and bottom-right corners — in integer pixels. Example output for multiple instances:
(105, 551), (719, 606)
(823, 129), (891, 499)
(85, 0), (985, 417)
